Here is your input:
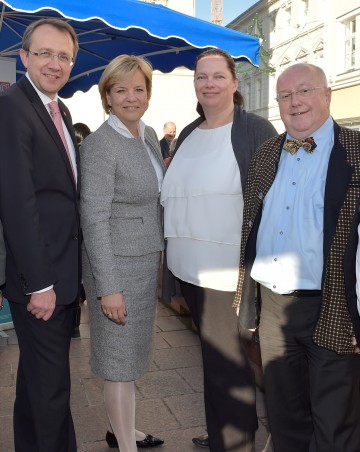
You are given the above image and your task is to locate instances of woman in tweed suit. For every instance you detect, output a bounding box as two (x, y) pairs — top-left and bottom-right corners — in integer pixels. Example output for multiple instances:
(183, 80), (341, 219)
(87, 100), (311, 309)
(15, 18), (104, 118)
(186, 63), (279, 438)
(80, 55), (165, 451)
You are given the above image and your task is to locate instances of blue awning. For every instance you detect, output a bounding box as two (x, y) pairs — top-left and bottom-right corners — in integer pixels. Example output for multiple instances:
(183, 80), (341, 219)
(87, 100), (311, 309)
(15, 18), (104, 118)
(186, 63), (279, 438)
(0, 0), (260, 97)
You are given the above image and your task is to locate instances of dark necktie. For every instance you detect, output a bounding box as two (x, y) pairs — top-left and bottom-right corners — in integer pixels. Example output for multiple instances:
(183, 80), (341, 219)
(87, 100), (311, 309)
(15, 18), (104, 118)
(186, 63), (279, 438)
(283, 137), (317, 155)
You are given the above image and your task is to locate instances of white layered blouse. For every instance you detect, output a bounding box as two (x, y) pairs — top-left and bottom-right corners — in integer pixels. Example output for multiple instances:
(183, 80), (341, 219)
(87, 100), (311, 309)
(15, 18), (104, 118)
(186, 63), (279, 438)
(160, 122), (243, 292)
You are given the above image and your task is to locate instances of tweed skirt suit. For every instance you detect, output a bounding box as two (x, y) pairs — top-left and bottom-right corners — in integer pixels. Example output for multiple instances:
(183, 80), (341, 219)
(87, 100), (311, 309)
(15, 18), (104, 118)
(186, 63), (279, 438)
(81, 122), (165, 381)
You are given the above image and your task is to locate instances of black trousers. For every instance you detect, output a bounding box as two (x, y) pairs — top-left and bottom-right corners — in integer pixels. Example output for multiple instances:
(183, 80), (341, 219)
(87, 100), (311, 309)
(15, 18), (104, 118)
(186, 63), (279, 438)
(10, 300), (78, 452)
(259, 286), (360, 452)
(180, 280), (257, 452)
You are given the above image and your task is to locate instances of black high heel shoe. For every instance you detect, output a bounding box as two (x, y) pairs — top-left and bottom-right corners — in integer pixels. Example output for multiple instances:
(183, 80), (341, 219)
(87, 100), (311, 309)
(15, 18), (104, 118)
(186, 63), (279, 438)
(105, 431), (164, 449)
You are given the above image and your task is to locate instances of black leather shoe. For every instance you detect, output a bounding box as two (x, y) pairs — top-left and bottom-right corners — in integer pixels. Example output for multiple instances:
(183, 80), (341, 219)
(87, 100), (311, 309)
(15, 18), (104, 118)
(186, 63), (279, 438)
(105, 431), (164, 449)
(105, 431), (118, 448)
(136, 434), (164, 448)
(192, 433), (209, 448)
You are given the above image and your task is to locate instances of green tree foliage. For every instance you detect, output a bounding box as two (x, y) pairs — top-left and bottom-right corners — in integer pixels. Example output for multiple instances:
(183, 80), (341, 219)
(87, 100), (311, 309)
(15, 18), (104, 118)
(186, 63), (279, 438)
(236, 13), (275, 75)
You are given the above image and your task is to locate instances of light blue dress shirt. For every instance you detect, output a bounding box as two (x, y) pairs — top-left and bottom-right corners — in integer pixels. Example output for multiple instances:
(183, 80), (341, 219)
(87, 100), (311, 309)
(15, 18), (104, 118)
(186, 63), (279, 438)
(251, 116), (334, 294)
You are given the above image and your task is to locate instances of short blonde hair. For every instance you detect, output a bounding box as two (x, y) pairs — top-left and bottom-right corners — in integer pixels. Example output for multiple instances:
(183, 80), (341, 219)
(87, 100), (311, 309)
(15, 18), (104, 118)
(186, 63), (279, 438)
(98, 55), (153, 114)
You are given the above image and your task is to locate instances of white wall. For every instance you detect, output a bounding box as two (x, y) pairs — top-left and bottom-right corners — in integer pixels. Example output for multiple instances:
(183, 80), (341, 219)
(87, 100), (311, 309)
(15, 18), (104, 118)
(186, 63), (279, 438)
(0, 57), (16, 89)
(64, 68), (198, 139)
(64, 0), (198, 138)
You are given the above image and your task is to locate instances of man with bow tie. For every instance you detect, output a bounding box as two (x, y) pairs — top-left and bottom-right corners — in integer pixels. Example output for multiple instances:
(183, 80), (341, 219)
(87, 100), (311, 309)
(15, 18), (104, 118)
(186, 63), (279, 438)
(0, 18), (81, 451)
(234, 63), (360, 451)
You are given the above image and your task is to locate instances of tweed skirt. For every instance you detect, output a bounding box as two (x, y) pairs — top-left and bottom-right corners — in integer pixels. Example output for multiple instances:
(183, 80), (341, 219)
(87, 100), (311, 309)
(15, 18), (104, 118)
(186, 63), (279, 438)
(82, 250), (161, 381)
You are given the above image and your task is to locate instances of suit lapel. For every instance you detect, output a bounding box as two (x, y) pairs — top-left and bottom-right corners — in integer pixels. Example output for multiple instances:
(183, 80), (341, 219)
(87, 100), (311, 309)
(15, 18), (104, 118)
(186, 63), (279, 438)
(58, 99), (80, 192)
(323, 123), (354, 267)
(18, 77), (77, 190)
(145, 127), (166, 174)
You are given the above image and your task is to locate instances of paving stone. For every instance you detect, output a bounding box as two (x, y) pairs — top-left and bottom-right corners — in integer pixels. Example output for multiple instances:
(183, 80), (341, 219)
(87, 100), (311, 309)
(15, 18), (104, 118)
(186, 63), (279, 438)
(0, 385), (15, 416)
(156, 314), (188, 332)
(154, 346), (202, 370)
(136, 398), (180, 431)
(176, 366), (204, 393)
(0, 300), (270, 451)
(164, 392), (206, 428)
(136, 369), (194, 398)
(160, 329), (200, 348)
(0, 414), (14, 452)
(155, 332), (171, 350)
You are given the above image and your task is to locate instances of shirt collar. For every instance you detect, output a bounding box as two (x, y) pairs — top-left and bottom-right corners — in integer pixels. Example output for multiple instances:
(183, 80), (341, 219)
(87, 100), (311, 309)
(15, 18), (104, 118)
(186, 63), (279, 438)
(107, 112), (146, 141)
(286, 116), (333, 146)
(25, 72), (58, 107)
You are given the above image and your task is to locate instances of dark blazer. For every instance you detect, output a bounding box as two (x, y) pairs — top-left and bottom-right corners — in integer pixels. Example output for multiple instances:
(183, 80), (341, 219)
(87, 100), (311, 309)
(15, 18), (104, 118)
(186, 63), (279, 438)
(0, 221), (5, 287)
(160, 136), (171, 159)
(234, 121), (360, 353)
(0, 76), (81, 305)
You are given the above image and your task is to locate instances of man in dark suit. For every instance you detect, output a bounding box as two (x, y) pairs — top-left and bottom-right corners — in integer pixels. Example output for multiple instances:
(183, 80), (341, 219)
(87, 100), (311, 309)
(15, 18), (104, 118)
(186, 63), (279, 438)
(234, 63), (360, 451)
(0, 19), (80, 452)
(159, 121), (176, 159)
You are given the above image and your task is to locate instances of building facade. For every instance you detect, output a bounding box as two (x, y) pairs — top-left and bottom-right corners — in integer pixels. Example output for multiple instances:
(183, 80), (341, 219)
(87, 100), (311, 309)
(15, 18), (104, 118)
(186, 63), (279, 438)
(228, 0), (360, 132)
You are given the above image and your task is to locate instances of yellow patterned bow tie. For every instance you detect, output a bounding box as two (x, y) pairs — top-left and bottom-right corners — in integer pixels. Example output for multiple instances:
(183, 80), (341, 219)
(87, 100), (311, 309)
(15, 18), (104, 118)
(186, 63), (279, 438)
(283, 137), (317, 155)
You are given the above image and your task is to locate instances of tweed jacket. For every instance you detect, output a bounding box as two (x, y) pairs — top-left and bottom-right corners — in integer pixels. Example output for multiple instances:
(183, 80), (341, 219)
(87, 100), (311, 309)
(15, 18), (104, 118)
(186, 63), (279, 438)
(234, 121), (360, 354)
(80, 121), (165, 297)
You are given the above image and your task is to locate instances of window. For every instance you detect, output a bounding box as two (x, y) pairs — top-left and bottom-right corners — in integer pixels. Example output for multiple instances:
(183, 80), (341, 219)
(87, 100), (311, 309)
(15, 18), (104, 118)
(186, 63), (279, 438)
(244, 82), (251, 110)
(344, 19), (356, 69)
(300, 0), (308, 21)
(255, 79), (263, 109)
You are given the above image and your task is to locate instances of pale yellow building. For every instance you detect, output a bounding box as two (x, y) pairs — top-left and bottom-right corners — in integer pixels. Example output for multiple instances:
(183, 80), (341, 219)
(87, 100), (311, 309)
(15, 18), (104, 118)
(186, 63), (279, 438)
(228, 0), (360, 132)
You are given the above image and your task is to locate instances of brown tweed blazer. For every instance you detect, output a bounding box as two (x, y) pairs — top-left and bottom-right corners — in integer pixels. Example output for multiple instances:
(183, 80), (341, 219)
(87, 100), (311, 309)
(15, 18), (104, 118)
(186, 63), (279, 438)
(234, 121), (360, 354)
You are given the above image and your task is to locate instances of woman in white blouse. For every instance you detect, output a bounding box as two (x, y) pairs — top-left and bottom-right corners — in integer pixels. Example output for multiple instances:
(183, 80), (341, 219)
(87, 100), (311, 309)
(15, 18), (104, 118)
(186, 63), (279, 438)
(161, 49), (276, 452)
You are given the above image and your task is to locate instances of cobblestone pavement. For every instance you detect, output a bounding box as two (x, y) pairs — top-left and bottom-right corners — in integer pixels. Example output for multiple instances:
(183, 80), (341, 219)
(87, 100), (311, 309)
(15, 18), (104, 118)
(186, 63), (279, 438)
(0, 300), (272, 451)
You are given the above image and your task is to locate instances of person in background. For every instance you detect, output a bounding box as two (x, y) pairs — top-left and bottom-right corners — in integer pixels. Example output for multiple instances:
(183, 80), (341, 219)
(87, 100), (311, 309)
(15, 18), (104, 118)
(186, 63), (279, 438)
(0, 18), (81, 451)
(159, 121), (176, 159)
(71, 122), (92, 339)
(235, 63), (360, 451)
(161, 48), (277, 451)
(74, 122), (91, 147)
(164, 137), (178, 168)
(80, 54), (165, 452)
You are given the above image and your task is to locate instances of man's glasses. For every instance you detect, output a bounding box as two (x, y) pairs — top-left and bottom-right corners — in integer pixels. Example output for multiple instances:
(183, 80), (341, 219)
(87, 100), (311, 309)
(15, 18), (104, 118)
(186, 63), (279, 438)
(27, 50), (74, 67)
(276, 87), (326, 103)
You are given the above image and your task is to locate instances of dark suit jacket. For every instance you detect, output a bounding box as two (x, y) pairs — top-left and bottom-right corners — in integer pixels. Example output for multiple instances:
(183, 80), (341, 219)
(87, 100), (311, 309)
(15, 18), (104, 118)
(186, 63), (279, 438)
(234, 121), (360, 354)
(159, 137), (170, 159)
(0, 221), (5, 287)
(0, 76), (81, 305)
